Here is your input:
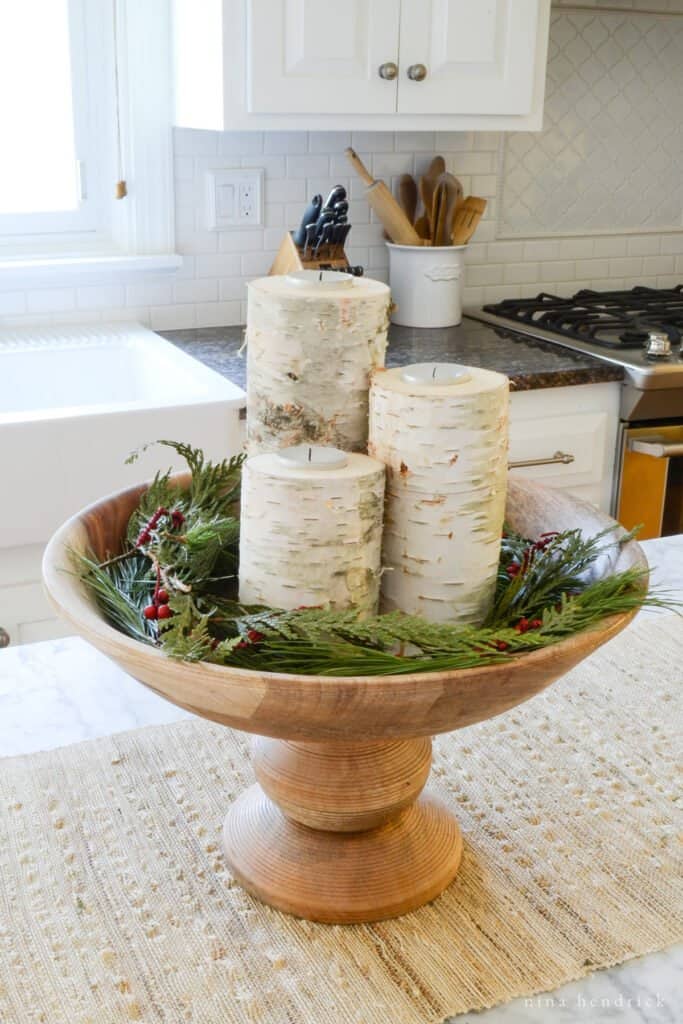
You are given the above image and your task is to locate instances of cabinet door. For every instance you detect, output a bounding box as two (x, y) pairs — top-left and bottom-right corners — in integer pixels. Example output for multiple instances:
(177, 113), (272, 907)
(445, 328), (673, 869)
(398, 0), (541, 115)
(247, 0), (401, 114)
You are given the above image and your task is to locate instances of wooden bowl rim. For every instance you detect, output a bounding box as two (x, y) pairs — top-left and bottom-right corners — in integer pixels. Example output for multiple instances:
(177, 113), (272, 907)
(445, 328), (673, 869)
(42, 473), (647, 689)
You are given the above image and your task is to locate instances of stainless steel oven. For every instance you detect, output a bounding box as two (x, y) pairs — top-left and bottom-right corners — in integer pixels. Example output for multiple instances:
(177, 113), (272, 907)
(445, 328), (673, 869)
(470, 285), (683, 540)
(615, 423), (683, 540)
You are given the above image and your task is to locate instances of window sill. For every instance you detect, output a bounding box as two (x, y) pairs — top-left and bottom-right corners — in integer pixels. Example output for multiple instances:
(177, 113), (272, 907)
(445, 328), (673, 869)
(0, 253), (182, 286)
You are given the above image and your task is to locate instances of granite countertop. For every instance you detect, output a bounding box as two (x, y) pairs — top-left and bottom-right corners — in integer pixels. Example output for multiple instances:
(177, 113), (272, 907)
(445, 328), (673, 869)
(160, 315), (624, 395)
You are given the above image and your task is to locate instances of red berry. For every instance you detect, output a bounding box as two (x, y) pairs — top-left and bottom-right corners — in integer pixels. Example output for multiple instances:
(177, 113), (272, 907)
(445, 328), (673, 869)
(171, 509), (185, 529)
(495, 640), (510, 651)
(143, 605), (158, 620)
(137, 530), (151, 546)
(156, 589), (169, 605)
(506, 563), (520, 577)
(515, 617), (530, 634)
(247, 629), (264, 644)
(157, 605), (172, 620)
(235, 640), (249, 650)
(530, 619), (542, 629)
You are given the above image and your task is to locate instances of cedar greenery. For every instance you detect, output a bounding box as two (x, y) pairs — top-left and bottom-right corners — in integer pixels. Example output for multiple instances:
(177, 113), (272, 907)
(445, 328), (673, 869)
(74, 441), (671, 677)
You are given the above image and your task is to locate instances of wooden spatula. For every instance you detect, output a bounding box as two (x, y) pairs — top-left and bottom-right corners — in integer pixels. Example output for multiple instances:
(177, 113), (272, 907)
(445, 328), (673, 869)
(418, 156), (446, 242)
(431, 181), (447, 247)
(433, 172), (463, 246)
(451, 196), (487, 246)
(345, 148), (424, 246)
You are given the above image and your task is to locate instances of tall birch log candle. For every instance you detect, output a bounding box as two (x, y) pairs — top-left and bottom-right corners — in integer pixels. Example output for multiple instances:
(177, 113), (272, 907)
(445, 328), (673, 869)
(239, 444), (386, 614)
(369, 362), (509, 625)
(246, 272), (391, 455)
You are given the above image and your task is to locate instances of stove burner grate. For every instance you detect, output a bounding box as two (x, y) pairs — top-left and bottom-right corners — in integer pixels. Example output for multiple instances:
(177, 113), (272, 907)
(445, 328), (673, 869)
(483, 285), (683, 350)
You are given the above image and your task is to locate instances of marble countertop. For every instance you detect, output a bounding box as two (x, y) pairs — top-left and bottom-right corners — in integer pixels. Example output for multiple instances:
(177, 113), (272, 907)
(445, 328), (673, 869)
(1, 535), (680, 1023)
(161, 314), (623, 395)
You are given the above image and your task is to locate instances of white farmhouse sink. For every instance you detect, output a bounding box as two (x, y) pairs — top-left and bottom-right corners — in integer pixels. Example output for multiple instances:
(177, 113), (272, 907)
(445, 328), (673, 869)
(0, 323), (245, 643)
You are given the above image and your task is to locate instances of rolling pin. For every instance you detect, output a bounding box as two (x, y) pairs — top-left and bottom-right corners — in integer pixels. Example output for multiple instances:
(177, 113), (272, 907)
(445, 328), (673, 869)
(345, 147), (424, 246)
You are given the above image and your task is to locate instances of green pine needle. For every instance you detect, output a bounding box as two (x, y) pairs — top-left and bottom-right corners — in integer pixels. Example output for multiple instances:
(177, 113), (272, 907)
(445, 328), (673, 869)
(73, 441), (677, 678)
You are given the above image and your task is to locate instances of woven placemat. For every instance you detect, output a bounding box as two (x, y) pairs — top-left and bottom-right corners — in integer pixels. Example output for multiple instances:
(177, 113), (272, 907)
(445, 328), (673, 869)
(1, 612), (681, 1024)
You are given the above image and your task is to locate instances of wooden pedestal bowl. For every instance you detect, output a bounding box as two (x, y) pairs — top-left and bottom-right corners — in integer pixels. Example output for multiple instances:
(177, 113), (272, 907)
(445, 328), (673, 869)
(43, 477), (646, 924)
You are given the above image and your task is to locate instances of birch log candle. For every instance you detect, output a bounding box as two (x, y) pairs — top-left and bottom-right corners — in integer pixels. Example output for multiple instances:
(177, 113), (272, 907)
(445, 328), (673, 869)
(239, 444), (386, 614)
(246, 272), (391, 455)
(369, 362), (509, 625)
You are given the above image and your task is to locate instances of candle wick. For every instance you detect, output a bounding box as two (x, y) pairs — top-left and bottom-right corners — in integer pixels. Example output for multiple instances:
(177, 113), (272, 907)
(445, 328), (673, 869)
(308, 447), (312, 462)
(432, 366), (437, 379)
(319, 271), (323, 282)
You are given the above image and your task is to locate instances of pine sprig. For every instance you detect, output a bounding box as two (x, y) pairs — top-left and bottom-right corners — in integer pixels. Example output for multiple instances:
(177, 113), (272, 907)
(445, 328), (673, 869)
(74, 441), (675, 678)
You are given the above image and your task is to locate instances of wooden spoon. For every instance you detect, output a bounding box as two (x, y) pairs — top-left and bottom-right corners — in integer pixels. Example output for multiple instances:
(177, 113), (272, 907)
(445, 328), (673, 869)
(451, 196), (488, 246)
(398, 174), (418, 227)
(383, 173), (419, 241)
(414, 214), (431, 241)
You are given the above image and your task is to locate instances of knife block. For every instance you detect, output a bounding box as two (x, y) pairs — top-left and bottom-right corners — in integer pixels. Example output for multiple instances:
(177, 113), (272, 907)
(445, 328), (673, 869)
(269, 231), (351, 276)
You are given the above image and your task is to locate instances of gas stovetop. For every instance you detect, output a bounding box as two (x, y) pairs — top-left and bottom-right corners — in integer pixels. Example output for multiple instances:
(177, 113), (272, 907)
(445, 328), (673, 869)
(471, 286), (683, 393)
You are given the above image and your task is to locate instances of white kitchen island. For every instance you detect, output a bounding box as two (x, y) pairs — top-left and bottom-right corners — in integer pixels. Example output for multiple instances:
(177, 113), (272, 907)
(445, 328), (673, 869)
(1, 535), (681, 1024)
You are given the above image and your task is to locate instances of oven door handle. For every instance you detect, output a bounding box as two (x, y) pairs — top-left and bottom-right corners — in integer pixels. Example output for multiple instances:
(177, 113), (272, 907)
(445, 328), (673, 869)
(628, 439), (683, 458)
(509, 450), (575, 469)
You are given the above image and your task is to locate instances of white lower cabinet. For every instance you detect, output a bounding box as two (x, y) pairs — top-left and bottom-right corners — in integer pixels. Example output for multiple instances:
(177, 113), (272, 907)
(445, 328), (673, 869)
(0, 545), (73, 648)
(509, 382), (621, 513)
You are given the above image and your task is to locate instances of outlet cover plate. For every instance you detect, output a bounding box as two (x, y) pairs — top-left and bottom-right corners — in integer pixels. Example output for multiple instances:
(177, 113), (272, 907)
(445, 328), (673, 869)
(205, 168), (264, 230)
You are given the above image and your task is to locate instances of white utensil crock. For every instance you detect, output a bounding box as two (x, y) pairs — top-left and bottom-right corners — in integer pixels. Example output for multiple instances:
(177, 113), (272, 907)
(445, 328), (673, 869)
(386, 242), (466, 328)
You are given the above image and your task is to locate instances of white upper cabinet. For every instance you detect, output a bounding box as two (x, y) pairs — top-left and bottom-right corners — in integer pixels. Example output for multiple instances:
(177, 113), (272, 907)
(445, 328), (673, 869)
(248, 0), (400, 115)
(173, 0), (550, 131)
(397, 0), (540, 116)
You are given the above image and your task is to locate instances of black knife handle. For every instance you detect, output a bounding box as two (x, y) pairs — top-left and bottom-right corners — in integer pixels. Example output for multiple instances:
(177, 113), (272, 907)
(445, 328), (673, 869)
(336, 223), (351, 248)
(323, 184), (346, 210)
(293, 194), (323, 247)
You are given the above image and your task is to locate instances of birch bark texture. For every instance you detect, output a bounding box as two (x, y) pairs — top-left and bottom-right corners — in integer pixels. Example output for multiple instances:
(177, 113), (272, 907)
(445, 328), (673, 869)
(369, 365), (509, 625)
(246, 275), (391, 455)
(239, 451), (386, 614)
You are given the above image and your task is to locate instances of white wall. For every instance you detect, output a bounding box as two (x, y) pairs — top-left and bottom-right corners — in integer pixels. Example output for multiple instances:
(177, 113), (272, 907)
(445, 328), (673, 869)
(1, 2), (682, 331)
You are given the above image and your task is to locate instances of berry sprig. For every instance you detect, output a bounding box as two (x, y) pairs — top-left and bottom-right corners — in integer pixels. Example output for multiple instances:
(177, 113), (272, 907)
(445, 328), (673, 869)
(136, 505), (188, 625)
(505, 531), (561, 578)
(143, 562), (173, 622)
(135, 505), (186, 548)
(143, 590), (171, 621)
(136, 506), (167, 547)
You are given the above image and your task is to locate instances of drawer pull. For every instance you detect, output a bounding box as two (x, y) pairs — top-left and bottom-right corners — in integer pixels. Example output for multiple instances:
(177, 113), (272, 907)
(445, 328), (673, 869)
(509, 450), (575, 469)
(628, 438), (683, 459)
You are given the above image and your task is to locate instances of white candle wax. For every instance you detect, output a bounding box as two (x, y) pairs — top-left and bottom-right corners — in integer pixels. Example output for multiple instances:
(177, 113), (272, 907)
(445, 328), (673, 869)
(401, 362), (471, 386)
(276, 444), (349, 470)
(286, 270), (353, 288)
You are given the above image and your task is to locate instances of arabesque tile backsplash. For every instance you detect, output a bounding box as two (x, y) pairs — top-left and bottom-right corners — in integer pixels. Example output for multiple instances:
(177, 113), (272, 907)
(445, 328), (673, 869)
(1, 1), (683, 331)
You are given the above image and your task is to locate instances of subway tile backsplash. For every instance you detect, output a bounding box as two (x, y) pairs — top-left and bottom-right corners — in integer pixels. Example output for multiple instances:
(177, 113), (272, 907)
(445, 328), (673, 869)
(2, 5), (683, 332)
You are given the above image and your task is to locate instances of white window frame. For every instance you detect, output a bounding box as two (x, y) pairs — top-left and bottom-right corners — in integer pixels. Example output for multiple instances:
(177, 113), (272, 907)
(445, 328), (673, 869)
(0, 0), (180, 280)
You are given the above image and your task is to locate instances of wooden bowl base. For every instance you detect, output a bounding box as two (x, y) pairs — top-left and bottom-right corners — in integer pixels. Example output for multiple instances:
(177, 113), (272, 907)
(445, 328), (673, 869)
(221, 738), (463, 923)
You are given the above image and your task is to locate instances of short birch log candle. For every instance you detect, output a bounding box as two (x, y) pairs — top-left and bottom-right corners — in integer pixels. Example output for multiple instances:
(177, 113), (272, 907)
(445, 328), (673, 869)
(369, 362), (509, 625)
(239, 444), (386, 614)
(246, 272), (391, 455)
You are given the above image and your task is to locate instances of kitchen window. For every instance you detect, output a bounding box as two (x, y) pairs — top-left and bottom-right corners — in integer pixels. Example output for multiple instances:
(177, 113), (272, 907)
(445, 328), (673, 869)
(0, 0), (179, 278)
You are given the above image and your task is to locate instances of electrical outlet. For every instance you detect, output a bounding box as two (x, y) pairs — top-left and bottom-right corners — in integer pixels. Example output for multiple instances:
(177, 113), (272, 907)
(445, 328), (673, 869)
(205, 169), (264, 230)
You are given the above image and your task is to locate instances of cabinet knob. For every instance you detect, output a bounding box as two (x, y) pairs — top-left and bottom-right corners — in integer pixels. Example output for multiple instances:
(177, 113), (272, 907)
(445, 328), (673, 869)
(0, 627), (9, 648)
(378, 61), (398, 81)
(407, 63), (428, 82)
